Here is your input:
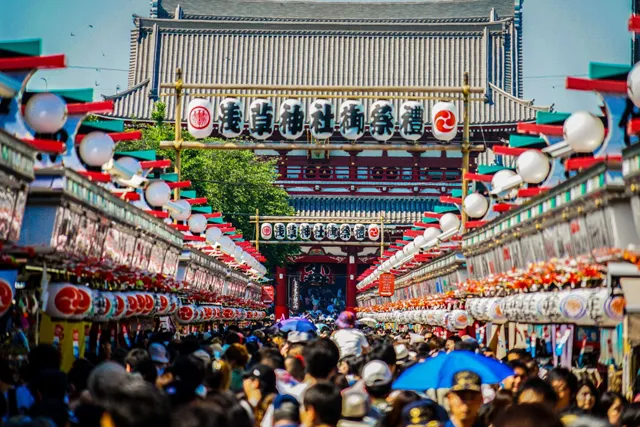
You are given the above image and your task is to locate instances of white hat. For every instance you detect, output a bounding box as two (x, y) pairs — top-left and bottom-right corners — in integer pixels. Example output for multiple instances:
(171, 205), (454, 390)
(362, 360), (392, 387)
(394, 344), (410, 363)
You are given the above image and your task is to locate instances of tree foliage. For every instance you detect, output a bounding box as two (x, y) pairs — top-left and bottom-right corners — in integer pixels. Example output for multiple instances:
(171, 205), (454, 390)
(119, 102), (299, 274)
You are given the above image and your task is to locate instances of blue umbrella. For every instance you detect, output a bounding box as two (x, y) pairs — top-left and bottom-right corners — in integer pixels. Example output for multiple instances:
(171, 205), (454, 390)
(392, 351), (514, 391)
(275, 317), (318, 332)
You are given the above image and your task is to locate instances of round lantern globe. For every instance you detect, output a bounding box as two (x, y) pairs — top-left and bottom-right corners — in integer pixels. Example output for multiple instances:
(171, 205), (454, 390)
(439, 213), (460, 233)
(145, 181), (172, 207)
(491, 169), (517, 190)
(115, 156), (142, 175)
(79, 132), (115, 166)
(234, 246), (243, 259)
(423, 228), (442, 242)
(563, 111), (605, 153)
(516, 150), (550, 184)
(205, 227), (223, 244)
(463, 193), (489, 219)
(169, 200), (192, 221)
(413, 235), (426, 247)
(188, 214), (208, 234)
(24, 93), (67, 134)
(628, 62), (640, 108)
(219, 236), (233, 250)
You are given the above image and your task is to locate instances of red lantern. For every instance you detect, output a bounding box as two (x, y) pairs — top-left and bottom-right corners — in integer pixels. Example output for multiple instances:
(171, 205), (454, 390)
(45, 284), (80, 319)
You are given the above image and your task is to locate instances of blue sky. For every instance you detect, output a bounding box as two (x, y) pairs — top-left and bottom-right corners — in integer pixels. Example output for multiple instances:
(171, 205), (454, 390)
(0, 0), (633, 113)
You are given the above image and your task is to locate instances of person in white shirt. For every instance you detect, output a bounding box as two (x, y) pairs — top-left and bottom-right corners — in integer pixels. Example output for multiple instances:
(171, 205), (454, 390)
(331, 311), (369, 358)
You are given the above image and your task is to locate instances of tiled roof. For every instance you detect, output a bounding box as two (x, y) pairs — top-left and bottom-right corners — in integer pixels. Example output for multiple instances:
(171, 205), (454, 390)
(290, 196), (439, 224)
(104, 16), (550, 124)
(156, 0), (516, 21)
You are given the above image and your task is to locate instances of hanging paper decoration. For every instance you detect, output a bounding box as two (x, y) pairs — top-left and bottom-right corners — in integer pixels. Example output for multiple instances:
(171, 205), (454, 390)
(218, 97), (244, 138)
(274, 223), (286, 240)
(44, 283), (82, 319)
(353, 224), (366, 241)
(0, 270), (17, 318)
(279, 99), (305, 140)
(369, 100), (395, 142)
(286, 223), (299, 240)
(260, 223), (273, 240)
(368, 224), (381, 241)
(309, 99), (335, 139)
(339, 100), (365, 140)
(327, 223), (339, 240)
(399, 101), (424, 141)
(313, 223), (326, 240)
(187, 98), (213, 139)
(177, 304), (196, 324)
(92, 292), (113, 322)
(431, 101), (458, 141)
(299, 223), (312, 240)
(249, 99), (274, 140)
(339, 224), (352, 241)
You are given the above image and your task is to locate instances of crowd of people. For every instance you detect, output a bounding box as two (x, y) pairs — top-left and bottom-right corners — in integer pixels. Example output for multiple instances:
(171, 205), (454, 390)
(0, 310), (637, 427)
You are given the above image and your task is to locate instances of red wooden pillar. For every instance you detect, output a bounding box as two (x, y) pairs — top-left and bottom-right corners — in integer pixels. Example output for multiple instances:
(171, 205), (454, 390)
(346, 248), (357, 312)
(275, 266), (289, 320)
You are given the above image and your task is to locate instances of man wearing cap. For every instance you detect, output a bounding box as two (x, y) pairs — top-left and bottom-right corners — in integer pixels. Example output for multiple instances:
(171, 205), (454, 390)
(361, 360), (393, 416)
(148, 343), (170, 376)
(338, 390), (377, 427)
(444, 371), (486, 427)
(331, 311), (369, 358)
(272, 394), (301, 427)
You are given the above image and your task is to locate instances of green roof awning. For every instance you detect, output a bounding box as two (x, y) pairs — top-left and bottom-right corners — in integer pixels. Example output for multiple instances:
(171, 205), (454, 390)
(116, 150), (156, 161)
(160, 173), (178, 182)
(180, 190), (196, 199)
(81, 120), (125, 133)
(477, 165), (512, 175)
(536, 111), (571, 125)
(192, 206), (213, 214)
(30, 88), (93, 103)
(434, 205), (458, 214)
(589, 62), (631, 80)
(509, 134), (546, 148)
(451, 189), (463, 198)
(0, 39), (41, 57)
(421, 217), (439, 224)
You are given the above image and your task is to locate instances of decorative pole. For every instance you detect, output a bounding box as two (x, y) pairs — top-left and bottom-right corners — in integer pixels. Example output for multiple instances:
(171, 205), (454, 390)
(173, 68), (184, 200)
(380, 213), (384, 257)
(461, 71), (471, 232)
(255, 208), (260, 252)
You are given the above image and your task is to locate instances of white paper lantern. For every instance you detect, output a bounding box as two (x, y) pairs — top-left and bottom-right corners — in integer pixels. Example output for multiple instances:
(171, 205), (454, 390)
(249, 99), (274, 140)
(187, 98), (213, 139)
(399, 101), (424, 141)
(463, 193), (489, 219)
(24, 93), (67, 134)
(44, 283), (80, 319)
(367, 224), (380, 241)
(517, 150), (550, 184)
(491, 169), (518, 199)
(313, 223), (326, 240)
(563, 111), (605, 153)
(309, 99), (335, 139)
(170, 200), (192, 221)
(219, 236), (233, 251)
(353, 224), (366, 241)
(339, 101), (365, 140)
(206, 226), (223, 244)
(286, 223), (299, 240)
(79, 132), (115, 167)
(439, 213), (460, 233)
(339, 224), (352, 241)
(233, 246), (243, 259)
(423, 227), (442, 242)
(274, 223), (286, 240)
(628, 63), (640, 108)
(431, 101), (458, 141)
(260, 223), (273, 240)
(413, 235), (426, 247)
(299, 223), (312, 240)
(143, 184), (170, 211)
(369, 100), (395, 141)
(188, 214), (207, 234)
(115, 156), (142, 175)
(327, 223), (339, 240)
(279, 99), (305, 140)
(218, 97), (244, 138)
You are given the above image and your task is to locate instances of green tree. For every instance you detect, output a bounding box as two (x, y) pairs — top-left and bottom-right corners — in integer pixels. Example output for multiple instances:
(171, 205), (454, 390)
(120, 102), (299, 274)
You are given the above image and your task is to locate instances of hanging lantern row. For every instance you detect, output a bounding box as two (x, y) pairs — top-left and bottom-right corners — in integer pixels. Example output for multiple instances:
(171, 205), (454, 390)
(187, 98), (458, 142)
(176, 304), (267, 324)
(261, 222), (380, 241)
(360, 309), (471, 330)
